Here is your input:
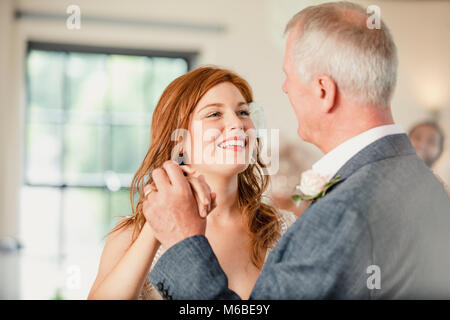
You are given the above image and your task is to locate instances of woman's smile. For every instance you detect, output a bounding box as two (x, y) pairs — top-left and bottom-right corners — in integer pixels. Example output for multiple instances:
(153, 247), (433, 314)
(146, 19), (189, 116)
(217, 135), (247, 152)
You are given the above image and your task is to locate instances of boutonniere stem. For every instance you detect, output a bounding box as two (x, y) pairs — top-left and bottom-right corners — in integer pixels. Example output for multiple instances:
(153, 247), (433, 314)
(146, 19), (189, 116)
(292, 173), (341, 203)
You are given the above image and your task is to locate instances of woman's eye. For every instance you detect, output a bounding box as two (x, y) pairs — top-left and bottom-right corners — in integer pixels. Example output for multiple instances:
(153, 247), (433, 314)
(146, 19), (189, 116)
(206, 112), (221, 118)
(238, 110), (250, 116)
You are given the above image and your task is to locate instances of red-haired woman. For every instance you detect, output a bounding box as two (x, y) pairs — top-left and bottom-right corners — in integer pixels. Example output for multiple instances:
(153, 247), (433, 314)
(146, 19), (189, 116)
(88, 66), (296, 300)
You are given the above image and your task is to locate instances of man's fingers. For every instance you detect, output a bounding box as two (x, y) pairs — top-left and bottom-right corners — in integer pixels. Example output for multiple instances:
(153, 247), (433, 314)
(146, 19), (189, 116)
(210, 192), (217, 212)
(188, 176), (211, 218)
(197, 175), (213, 215)
(144, 184), (152, 197)
(151, 168), (171, 191)
(151, 162), (214, 219)
(180, 165), (196, 176)
(191, 187), (204, 219)
(163, 160), (190, 190)
(144, 183), (158, 198)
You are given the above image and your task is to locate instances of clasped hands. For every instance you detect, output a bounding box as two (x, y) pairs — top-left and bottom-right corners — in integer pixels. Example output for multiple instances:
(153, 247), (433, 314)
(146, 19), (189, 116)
(142, 160), (217, 249)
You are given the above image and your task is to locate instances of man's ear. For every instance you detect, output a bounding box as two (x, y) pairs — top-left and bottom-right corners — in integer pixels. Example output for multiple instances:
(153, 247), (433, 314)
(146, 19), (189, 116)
(315, 74), (337, 113)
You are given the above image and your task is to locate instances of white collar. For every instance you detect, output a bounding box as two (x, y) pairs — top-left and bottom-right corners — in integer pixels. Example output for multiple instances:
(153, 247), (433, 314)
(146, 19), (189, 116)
(312, 124), (405, 179)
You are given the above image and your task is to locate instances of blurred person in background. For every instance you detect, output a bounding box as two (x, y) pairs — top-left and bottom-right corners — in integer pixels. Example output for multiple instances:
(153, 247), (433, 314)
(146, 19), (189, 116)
(409, 121), (449, 196)
(408, 121), (444, 168)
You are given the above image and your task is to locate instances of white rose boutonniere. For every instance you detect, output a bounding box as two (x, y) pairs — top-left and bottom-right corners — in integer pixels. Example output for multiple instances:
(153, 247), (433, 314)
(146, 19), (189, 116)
(292, 169), (341, 203)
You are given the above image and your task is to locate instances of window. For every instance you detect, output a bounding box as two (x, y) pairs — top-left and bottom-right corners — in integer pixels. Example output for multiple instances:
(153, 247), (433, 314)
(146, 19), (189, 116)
(21, 42), (192, 299)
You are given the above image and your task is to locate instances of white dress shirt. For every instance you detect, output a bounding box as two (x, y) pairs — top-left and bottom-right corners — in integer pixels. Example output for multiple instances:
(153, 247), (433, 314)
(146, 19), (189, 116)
(312, 124), (405, 179)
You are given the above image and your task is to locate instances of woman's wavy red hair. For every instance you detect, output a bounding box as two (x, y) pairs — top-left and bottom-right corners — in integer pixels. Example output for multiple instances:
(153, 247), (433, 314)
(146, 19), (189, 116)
(110, 66), (281, 268)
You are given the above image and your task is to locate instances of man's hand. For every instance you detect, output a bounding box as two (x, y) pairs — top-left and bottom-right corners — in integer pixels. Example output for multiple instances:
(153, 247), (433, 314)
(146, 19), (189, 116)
(142, 160), (215, 249)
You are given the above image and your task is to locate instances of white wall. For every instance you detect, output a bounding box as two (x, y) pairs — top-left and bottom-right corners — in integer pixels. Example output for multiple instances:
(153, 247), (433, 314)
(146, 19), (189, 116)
(369, 0), (450, 182)
(1, 0), (449, 238)
(265, 0), (450, 180)
(0, 0), (20, 239)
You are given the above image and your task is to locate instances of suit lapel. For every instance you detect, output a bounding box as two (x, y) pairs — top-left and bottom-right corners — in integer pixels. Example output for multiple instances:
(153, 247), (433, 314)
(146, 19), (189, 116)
(307, 133), (416, 207)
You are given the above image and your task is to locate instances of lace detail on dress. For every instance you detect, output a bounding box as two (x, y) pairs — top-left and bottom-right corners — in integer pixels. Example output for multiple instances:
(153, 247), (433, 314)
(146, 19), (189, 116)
(137, 244), (166, 300)
(138, 209), (296, 300)
(264, 209), (296, 262)
(277, 209), (297, 234)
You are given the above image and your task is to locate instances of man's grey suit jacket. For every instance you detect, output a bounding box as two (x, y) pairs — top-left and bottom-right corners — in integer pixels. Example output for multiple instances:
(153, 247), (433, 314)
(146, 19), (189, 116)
(148, 134), (450, 299)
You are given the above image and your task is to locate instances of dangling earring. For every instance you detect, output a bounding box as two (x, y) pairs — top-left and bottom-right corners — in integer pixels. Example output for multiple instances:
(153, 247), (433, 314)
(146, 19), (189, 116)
(177, 152), (189, 176)
(177, 151), (186, 165)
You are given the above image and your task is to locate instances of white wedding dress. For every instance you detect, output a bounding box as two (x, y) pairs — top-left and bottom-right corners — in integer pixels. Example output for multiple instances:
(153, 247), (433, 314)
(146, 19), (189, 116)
(138, 209), (296, 300)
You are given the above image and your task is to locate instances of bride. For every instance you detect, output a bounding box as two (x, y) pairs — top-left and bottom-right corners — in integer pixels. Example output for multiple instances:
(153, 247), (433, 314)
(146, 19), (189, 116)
(88, 66), (297, 300)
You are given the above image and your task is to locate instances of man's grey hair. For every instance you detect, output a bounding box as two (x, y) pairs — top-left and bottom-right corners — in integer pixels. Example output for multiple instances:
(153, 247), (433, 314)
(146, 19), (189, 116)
(285, 1), (398, 107)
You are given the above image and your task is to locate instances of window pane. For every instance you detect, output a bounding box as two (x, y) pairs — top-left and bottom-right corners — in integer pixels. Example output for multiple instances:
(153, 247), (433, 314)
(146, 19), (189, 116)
(22, 46), (192, 299)
(67, 52), (109, 113)
(111, 125), (149, 175)
(27, 50), (64, 110)
(110, 189), (133, 224)
(148, 57), (188, 108)
(19, 186), (61, 256)
(62, 188), (109, 300)
(64, 124), (106, 185)
(19, 255), (63, 300)
(63, 188), (108, 252)
(109, 55), (152, 113)
(26, 123), (62, 185)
